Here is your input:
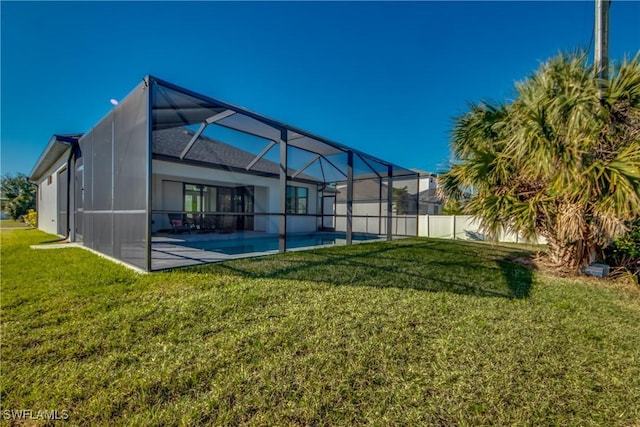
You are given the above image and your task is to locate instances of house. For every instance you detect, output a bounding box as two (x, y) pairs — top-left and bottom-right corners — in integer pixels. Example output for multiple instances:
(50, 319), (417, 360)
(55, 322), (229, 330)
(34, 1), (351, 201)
(413, 169), (444, 215)
(332, 169), (442, 234)
(30, 76), (419, 271)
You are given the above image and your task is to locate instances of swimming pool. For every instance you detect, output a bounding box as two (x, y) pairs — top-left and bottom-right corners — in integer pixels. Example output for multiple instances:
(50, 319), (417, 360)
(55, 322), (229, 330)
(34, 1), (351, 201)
(175, 232), (383, 255)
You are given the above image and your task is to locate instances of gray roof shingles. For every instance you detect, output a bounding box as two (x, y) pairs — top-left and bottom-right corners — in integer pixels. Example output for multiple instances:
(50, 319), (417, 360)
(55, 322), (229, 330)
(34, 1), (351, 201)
(152, 127), (281, 176)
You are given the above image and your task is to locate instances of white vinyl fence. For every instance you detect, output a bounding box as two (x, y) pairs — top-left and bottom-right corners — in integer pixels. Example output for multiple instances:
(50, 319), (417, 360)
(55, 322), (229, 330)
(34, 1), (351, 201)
(418, 215), (546, 244)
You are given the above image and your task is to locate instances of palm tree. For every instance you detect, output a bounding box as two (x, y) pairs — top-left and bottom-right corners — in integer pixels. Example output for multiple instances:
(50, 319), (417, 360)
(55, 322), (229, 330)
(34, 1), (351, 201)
(440, 52), (640, 271)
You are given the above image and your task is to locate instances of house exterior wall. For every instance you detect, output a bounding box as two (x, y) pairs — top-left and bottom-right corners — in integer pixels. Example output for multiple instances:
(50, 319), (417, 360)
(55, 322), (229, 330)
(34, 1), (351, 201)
(423, 203), (441, 215)
(415, 173), (444, 215)
(35, 153), (69, 236)
(419, 175), (437, 190)
(152, 160), (318, 234)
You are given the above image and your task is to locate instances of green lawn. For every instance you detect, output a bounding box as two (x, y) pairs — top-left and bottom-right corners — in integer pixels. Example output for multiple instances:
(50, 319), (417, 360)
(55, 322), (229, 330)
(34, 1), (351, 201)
(1, 226), (639, 426)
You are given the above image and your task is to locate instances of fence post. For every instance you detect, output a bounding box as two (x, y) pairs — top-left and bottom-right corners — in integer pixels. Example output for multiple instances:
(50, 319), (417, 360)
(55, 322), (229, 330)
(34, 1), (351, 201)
(426, 214), (430, 238)
(452, 215), (456, 240)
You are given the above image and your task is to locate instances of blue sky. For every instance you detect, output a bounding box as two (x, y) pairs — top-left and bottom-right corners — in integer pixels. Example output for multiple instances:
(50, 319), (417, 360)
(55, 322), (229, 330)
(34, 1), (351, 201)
(1, 1), (639, 177)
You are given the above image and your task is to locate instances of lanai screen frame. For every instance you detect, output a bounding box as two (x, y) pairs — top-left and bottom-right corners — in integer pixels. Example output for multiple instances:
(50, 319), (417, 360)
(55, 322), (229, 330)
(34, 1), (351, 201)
(148, 76), (419, 271)
(73, 79), (151, 271)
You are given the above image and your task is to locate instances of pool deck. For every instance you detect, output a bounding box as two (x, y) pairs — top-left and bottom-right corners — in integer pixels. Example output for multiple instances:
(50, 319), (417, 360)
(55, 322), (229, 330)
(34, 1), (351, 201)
(151, 231), (276, 270)
(150, 231), (385, 270)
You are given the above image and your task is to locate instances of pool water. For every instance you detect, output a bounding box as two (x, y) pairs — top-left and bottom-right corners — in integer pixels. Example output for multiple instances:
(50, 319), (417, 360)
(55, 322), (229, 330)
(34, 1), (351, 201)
(178, 232), (382, 255)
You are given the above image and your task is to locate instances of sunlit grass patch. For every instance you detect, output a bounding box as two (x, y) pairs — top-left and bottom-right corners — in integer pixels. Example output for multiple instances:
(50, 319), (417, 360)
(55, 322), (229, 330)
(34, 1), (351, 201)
(2, 228), (639, 425)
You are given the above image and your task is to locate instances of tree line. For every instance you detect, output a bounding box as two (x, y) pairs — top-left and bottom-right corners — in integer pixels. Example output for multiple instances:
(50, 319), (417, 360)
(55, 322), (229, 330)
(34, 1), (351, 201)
(1, 173), (36, 221)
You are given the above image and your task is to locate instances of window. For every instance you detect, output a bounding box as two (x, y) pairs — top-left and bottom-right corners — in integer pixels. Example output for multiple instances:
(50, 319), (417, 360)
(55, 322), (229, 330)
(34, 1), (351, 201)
(286, 185), (308, 214)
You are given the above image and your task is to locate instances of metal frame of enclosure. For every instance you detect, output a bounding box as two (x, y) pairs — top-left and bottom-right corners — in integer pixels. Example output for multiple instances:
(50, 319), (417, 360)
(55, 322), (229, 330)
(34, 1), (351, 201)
(71, 76), (419, 271)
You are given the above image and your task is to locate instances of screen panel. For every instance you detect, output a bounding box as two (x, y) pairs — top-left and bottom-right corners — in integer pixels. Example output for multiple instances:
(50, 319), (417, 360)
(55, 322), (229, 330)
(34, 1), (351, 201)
(79, 132), (94, 249)
(92, 114), (113, 211)
(391, 175), (419, 237)
(113, 82), (150, 269)
(91, 112), (114, 255)
(75, 82), (149, 269)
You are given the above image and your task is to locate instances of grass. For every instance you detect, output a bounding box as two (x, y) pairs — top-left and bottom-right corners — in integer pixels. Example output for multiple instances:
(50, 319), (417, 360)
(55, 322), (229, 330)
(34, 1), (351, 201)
(0, 219), (29, 229)
(1, 225), (639, 426)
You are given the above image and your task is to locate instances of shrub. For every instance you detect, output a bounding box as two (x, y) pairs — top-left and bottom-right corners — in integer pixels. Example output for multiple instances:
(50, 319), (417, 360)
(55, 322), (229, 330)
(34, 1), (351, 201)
(605, 218), (640, 283)
(24, 209), (38, 228)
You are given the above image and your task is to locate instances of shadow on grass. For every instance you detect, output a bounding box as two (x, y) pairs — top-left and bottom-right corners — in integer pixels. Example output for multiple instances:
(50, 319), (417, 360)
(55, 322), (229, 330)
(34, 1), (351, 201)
(498, 259), (533, 299)
(38, 237), (68, 244)
(186, 239), (535, 299)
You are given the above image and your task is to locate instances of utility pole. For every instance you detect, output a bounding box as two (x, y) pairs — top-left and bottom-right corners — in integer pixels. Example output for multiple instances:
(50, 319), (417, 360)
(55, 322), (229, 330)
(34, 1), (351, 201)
(594, 0), (611, 80)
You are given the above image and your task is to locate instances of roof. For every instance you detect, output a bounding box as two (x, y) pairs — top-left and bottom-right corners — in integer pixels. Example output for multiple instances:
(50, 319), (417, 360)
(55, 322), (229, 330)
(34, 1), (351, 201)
(418, 188), (442, 203)
(29, 134), (82, 181)
(152, 127), (320, 183)
(410, 168), (438, 177)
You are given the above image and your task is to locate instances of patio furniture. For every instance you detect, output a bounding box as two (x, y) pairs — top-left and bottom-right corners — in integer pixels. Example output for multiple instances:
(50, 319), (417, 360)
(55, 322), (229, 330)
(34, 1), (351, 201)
(168, 214), (191, 234)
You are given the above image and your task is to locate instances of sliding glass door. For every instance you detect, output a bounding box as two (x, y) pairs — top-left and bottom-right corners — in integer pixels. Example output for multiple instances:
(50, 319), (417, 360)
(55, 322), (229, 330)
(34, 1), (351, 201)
(184, 184), (253, 231)
(216, 187), (254, 231)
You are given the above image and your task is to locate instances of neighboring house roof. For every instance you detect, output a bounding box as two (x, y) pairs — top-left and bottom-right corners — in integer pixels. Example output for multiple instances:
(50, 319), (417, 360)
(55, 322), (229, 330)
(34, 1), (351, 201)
(410, 168), (438, 177)
(29, 134), (83, 181)
(418, 188), (443, 204)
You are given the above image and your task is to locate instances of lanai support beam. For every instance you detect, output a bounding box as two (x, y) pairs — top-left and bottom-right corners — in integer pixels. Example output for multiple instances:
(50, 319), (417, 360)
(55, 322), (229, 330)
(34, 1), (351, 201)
(292, 155), (321, 179)
(180, 123), (206, 159)
(179, 109), (235, 160)
(357, 153), (382, 178)
(346, 151), (353, 245)
(387, 165), (393, 241)
(246, 140), (276, 171)
(318, 158), (327, 183)
(279, 129), (288, 253)
(379, 177), (383, 235)
(322, 156), (348, 178)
